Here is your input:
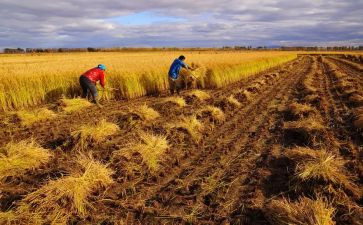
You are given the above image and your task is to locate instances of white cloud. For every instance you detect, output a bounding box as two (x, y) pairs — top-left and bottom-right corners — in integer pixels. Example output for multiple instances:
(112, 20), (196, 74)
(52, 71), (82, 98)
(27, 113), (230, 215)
(0, 0), (362, 48)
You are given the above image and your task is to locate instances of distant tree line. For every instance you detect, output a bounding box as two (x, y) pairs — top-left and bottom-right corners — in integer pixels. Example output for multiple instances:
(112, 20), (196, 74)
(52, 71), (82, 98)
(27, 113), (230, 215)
(3, 46), (363, 54)
(280, 46), (363, 51)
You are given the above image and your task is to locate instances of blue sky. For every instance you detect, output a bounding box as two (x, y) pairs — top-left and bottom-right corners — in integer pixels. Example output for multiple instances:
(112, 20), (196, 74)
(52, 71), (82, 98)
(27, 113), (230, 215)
(109, 12), (185, 25)
(0, 0), (362, 49)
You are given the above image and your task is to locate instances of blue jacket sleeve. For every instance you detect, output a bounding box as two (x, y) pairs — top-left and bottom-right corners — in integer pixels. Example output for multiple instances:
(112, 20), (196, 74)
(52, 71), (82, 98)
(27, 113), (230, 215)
(181, 61), (188, 69)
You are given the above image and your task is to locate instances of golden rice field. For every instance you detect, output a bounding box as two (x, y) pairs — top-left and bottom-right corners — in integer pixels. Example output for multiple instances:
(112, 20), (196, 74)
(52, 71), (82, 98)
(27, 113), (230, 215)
(0, 53), (362, 224)
(0, 51), (297, 111)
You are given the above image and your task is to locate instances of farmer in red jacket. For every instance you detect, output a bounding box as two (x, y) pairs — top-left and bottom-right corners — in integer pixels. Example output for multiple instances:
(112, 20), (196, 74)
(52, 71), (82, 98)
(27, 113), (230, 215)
(79, 64), (106, 107)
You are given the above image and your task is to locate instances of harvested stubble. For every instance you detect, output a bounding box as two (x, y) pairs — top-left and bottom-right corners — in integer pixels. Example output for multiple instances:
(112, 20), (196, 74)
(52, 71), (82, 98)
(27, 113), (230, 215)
(186, 90), (211, 101)
(71, 119), (119, 150)
(0, 210), (42, 225)
(199, 105), (225, 123)
(285, 102), (317, 119)
(302, 60), (318, 95)
(60, 98), (92, 113)
(226, 95), (242, 108)
(201, 171), (226, 195)
(286, 147), (360, 198)
(14, 108), (56, 126)
(169, 115), (204, 143)
(130, 104), (160, 121)
(2, 156), (113, 225)
(304, 94), (322, 105)
(0, 140), (52, 181)
(235, 89), (253, 102)
(162, 96), (187, 107)
(283, 116), (326, 145)
(246, 83), (261, 93)
(113, 132), (169, 173)
(265, 196), (335, 225)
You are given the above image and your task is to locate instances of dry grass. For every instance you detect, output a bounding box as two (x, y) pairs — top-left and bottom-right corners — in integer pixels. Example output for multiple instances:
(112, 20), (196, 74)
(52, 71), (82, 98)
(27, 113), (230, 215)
(14, 108), (56, 126)
(201, 171), (226, 195)
(130, 104), (160, 121)
(60, 98), (92, 113)
(163, 96), (187, 107)
(0, 210), (42, 225)
(286, 147), (360, 197)
(226, 95), (242, 108)
(283, 116), (326, 143)
(236, 89), (252, 102)
(0, 140), (52, 181)
(246, 83), (261, 93)
(303, 77), (318, 95)
(6, 155), (114, 225)
(113, 132), (169, 172)
(169, 115), (204, 142)
(265, 196), (335, 225)
(286, 102), (316, 119)
(199, 105), (225, 123)
(71, 119), (119, 150)
(304, 94), (321, 105)
(302, 60), (318, 95)
(187, 90), (211, 101)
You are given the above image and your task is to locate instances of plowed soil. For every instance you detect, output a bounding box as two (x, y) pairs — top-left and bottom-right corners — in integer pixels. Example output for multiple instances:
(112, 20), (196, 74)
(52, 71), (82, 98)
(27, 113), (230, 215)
(0, 55), (362, 224)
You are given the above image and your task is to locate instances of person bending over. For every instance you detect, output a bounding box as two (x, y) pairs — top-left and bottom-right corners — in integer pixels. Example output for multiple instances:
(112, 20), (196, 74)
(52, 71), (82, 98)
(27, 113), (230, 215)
(168, 55), (194, 95)
(79, 64), (106, 108)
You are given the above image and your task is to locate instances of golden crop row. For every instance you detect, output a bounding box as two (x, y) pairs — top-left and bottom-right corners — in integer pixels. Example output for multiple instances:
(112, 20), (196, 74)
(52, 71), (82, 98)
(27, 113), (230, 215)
(0, 51), (297, 111)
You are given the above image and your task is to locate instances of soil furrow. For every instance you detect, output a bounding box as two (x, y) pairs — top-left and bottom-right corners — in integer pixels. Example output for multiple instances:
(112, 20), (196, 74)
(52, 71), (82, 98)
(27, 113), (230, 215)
(110, 58), (300, 194)
(321, 58), (362, 147)
(131, 56), (311, 223)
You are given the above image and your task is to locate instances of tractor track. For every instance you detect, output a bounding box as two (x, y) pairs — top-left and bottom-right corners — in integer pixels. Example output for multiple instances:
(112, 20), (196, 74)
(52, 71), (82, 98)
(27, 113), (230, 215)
(321, 58), (363, 148)
(325, 57), (363, 87)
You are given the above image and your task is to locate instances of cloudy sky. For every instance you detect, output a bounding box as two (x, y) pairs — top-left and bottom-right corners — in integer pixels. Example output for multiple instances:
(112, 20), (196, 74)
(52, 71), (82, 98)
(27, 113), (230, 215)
(0, 0), (362, 49)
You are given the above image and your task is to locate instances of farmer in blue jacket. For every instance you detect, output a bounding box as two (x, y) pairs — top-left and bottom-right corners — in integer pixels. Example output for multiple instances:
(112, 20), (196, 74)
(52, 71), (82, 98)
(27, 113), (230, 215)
(168, 55), (193, 95)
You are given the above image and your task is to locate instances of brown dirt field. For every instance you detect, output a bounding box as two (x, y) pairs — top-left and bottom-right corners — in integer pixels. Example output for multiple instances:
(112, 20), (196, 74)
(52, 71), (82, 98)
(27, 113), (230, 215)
(0, 55), (362, 225)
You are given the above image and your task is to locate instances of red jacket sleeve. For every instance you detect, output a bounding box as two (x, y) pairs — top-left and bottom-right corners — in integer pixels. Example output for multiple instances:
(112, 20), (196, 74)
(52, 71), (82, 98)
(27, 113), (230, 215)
(99, 71), (106, 87)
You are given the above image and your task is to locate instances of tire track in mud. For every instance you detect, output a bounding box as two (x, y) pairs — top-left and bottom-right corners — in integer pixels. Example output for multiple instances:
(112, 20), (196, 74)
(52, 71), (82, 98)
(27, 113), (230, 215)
(312, 58), (350, 145)
(320, 57), (362, 148)
(325, 57), (363, 87)
(129, 56), (312, 223)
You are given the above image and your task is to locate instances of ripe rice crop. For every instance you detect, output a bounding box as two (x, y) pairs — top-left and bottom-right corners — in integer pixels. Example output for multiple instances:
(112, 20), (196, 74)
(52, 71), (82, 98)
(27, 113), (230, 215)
(0, 51), (296, 111)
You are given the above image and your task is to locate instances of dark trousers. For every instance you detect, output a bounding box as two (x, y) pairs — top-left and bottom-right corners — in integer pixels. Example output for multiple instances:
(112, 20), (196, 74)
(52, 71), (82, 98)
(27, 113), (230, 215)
(168, 77), (181, 95)
(79, 75), (98, 99)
